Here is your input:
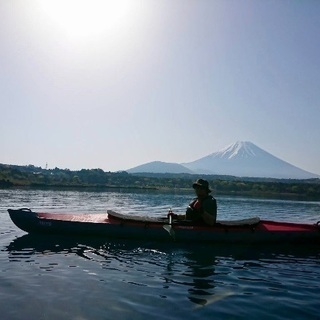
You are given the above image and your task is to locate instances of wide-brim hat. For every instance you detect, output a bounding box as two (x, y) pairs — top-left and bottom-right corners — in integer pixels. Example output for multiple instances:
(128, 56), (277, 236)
(192, 179), (211, 193)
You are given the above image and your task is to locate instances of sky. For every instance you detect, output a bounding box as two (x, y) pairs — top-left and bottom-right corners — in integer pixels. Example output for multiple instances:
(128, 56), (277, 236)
(1, 0), (320, 175)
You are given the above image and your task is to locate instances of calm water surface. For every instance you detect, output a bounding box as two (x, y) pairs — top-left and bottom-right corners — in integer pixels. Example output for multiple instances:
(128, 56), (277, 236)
(1, 189), (320, 319)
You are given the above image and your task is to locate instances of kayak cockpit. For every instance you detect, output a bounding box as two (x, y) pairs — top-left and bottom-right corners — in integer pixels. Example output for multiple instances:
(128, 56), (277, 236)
(107, 210), (260, 227)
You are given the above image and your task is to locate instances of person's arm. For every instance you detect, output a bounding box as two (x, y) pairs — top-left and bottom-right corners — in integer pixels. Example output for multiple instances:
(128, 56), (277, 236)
(201, 211), (216, 226)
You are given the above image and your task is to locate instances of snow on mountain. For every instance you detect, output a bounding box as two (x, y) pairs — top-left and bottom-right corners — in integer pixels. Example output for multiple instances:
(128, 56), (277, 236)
(127, 161), (194, 174)
(216, 141), (258, 159)
(181, 141), (319, 179)
(126, 142), (319, 179)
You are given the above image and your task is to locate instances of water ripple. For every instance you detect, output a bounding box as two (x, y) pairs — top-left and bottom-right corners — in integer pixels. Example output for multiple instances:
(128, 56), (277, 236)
(1, 189), (320, 319)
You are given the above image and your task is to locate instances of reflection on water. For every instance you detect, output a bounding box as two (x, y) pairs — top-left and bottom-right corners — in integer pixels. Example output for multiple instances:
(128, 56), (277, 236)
(6, 233), (320, 311)
(1, 189), (320, 319)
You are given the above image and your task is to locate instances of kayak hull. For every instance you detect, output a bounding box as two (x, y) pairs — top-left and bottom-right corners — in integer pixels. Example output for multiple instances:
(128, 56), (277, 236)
(8, 208), (320, 244)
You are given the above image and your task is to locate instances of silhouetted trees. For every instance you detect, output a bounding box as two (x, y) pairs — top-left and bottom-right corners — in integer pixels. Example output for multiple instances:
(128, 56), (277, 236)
(0, 164), (320, 199)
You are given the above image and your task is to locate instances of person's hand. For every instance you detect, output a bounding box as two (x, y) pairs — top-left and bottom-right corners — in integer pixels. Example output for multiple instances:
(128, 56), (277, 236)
(186, 206), (194, 216)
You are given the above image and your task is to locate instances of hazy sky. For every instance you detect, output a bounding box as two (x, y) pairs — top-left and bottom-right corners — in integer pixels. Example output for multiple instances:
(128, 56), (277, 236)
(1, 0), (320, 174)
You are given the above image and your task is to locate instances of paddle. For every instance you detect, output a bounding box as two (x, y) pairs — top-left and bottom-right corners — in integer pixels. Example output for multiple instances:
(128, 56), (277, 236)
(163, 209), (176, 240)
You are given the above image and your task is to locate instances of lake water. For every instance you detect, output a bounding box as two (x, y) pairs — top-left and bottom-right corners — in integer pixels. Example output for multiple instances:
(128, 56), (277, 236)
(1, 189), (320, 319)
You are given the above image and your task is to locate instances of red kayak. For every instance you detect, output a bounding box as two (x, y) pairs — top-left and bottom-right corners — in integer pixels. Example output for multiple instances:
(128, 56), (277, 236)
(8, 208), (320, 244)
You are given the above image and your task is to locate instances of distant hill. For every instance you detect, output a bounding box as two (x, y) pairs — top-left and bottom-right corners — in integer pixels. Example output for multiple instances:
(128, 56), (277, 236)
(127, 141), (319, 179)
(127, 161), (194, 174)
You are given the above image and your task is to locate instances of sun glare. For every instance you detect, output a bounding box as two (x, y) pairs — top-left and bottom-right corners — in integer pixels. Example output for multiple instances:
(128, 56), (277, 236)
(38, 0), (137, 40)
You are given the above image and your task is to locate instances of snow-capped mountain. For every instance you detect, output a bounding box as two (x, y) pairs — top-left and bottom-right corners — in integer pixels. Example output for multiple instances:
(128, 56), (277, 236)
(127, 142), (319, 179)
(182, 141), (319, 179)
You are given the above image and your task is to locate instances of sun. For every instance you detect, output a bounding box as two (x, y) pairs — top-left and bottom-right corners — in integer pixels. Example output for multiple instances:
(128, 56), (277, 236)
(37, 0), (137, 40)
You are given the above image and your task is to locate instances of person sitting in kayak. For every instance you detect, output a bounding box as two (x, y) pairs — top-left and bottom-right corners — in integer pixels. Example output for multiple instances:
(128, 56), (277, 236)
(174, 179), (217, 226)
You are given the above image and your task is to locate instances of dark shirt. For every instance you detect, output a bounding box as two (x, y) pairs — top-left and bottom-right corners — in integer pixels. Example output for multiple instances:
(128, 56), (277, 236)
(186, 195), (217, 224)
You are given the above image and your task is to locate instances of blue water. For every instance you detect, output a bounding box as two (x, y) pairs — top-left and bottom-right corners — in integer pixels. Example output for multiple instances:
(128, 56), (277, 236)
(1, 189), (320, 319)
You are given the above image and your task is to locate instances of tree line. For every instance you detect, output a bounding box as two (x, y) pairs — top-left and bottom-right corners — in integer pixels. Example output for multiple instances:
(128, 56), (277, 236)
(1, 164), (320, 200)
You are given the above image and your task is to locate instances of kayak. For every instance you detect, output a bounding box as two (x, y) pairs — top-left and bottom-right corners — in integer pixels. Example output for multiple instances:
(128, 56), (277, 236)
(8, 208), (320, 244)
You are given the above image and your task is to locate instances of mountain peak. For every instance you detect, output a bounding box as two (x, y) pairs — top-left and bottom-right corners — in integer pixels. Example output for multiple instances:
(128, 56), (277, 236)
(127, 142), (319, 179)
(211, 141), (260, 160)
(182, 141), (319, 179)
(127, 161), (194, 174)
